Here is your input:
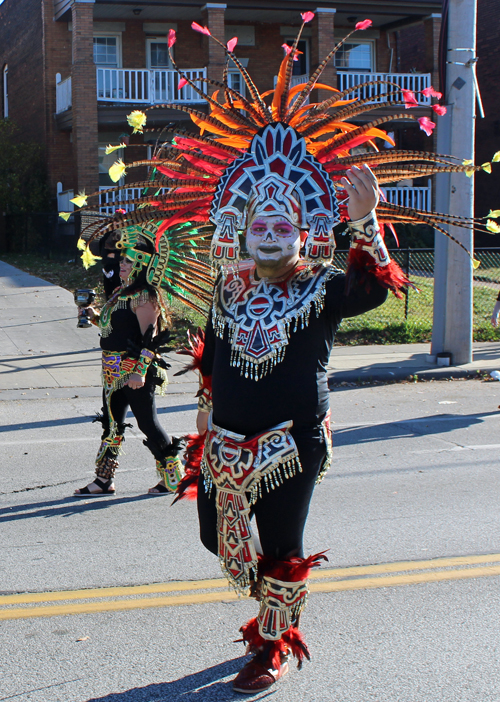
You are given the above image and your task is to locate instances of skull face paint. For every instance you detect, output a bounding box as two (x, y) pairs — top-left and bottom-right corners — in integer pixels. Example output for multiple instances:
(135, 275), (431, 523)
(245, 215), (302, 275)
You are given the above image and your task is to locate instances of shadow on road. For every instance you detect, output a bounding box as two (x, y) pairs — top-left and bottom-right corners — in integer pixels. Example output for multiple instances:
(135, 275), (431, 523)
(0, 403), (197, 434)
(85, 656), (274, 702)
(0, 494), (176, 524)
(331, 411), (498, 448)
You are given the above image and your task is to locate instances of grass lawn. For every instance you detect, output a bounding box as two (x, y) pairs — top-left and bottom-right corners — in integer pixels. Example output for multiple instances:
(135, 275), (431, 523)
(2, 253), (500, 345)
(337, 274), (500, 344)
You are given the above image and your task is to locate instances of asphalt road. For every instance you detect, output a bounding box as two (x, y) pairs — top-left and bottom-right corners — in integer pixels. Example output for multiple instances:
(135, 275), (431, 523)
(1, 378), (500, 701)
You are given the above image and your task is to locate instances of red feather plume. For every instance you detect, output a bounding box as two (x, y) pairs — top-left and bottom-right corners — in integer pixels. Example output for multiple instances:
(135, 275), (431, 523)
(239, 618), (311, 670)
(256, 551), (328, 582)
(172, 433), (205, 503)
(346, 247), (409, 299)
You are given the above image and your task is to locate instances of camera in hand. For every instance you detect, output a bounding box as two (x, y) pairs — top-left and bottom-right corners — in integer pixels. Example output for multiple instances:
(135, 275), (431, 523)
(74, 289), (96, 328)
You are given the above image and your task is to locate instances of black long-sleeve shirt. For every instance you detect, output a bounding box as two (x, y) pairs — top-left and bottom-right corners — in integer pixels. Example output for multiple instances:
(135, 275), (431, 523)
(201, 266), (387, 436)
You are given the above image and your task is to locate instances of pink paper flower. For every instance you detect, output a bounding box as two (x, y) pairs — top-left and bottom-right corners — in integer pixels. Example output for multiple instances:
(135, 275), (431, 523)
(191, 22), (211, 36)
(227, 36), (238, 52)
(402, 89), (418, 108)
(168, 29), (176, 48)
(178, 77), (188, 90)
(422, 86), (442, 99)
(301, 11), (315, 23)
(356, 19), (373, 30)
(432, 104), (447, 116)
(282, 44), (300, 60)
(418, 116), (436, 136)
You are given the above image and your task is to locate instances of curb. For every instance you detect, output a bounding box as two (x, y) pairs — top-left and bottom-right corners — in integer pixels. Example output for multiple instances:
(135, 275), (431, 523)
(328, 367), (490, 386)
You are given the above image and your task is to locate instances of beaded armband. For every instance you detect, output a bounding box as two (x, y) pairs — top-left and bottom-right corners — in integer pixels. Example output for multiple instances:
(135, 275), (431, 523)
(348, 210), (390, 268)
(197, 386), (212, 413)
(135, 348), (155, 377)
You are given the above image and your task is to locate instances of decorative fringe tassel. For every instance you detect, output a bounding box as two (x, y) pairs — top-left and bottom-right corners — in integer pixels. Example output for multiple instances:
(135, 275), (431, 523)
(172, 433), (205, 503)
(239, 618), (311, 671)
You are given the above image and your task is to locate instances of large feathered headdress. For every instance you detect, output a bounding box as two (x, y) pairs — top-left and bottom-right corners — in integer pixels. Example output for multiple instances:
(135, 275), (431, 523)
(64, 11), (500, 300)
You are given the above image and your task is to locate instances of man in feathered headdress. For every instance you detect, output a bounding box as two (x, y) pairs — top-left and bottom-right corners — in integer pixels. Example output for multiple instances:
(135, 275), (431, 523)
(180, 126), (400, 693)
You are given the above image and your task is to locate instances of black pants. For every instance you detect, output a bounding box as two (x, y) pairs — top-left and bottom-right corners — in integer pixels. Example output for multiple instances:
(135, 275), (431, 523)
(197, 425), (327, 561)
(101, 375), (171, 460)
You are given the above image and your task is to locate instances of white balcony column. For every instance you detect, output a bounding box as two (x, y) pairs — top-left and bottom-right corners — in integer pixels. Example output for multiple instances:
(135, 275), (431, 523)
(311, 8), (336, 101)
(71, 0), (99, 195)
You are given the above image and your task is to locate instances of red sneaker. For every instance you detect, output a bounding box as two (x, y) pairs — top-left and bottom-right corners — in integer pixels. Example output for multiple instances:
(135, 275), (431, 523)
(232, 651), (289, 694)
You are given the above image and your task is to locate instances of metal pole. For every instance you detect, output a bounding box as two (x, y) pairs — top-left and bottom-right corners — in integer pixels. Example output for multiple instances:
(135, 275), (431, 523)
(405, 248), (410, 321)
(431, 0), (476, 365)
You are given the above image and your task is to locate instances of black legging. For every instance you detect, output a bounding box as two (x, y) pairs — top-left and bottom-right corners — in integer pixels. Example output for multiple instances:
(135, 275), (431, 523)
(197, 425), (327, 561)
(101, 374), (171, 460)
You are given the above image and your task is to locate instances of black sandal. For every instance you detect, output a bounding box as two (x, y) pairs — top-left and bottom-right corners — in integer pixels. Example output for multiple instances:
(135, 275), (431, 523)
(74, 478), (116, 497)
(147, 481), (171, 494)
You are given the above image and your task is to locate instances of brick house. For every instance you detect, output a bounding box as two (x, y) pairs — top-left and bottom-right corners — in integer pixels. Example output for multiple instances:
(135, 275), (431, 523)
(0, 0), (445, 216)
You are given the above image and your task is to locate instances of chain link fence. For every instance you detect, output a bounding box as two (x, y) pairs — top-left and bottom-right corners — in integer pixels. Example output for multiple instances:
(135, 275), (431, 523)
(333, 247), (500, 342)
(0, 212), (76, 258)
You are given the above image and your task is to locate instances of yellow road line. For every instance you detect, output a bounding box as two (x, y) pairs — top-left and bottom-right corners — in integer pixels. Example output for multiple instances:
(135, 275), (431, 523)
(309, 564), (500, 593)
(0, 590), (240, 621)
(3, 553), (499, 607)
(309, 552), (500, 579)
(1, 554), (500, 621)
(0, 578), (228, 605)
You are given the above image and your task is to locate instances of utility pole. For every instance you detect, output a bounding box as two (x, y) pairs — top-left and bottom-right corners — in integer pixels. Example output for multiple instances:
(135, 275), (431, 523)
(431, 0), (477, 365)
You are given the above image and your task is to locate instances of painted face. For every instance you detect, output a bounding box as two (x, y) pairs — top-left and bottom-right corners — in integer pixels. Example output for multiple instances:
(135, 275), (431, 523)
(245, 215), (302, 273)
(119, 257), (134, 281)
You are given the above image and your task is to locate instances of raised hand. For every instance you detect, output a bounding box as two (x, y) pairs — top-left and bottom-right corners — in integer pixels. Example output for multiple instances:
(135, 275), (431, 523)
(341, 163), (380, 222)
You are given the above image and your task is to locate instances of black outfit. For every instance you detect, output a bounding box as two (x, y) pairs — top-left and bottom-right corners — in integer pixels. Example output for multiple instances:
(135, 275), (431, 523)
(97, 290), (172, 468)
(99, 380), (172, 464)
(198, 267), (387, 559)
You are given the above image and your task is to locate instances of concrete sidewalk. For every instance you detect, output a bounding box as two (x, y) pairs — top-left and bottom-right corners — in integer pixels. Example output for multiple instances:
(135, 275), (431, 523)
(1, 259), (500, 394)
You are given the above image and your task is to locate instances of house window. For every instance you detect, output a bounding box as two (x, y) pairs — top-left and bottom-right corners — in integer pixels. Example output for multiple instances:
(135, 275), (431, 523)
(228, 70), (244, 97)
(283, 39), (309, 77)
(227, 58), (249, 99)
(335, 41), (374, 71)
(93, 36), (121, 67)
(3, 64), (8, 118)
(146, 38), (172, 69)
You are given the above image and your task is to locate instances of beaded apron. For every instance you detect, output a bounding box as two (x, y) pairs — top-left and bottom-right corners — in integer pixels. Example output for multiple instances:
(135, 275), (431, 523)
(201, 418), (302, 594)
(213, 260), (340, 381)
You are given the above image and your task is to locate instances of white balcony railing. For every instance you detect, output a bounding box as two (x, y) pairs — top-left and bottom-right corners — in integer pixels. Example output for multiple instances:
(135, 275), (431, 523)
(96, 68), (207, 104)
(152, 69), (207, 103)
(97, 68), (151, 103)
(337, 71), (431, 105)
(99, 187), (144, 215)
(99, 184), (431, 216)
(56, 74), (72, 113)
(272, 72), (432, 106)
(56, 183), (74, 212)
(99, 186), (171, 215)
(381, 181), (431, 211)
(56, 68), (207, 114)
